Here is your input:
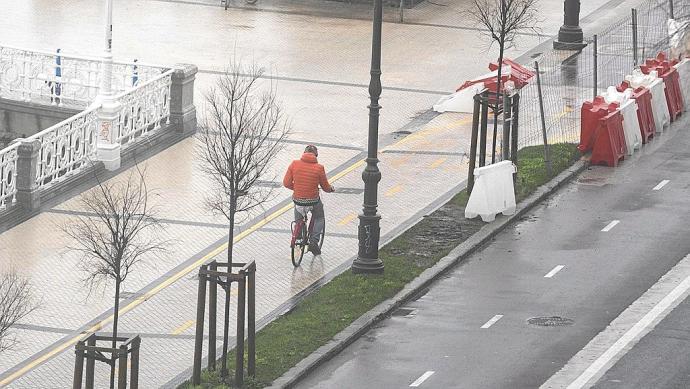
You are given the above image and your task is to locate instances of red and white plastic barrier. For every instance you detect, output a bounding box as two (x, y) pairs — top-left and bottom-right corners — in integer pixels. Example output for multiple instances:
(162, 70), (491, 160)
(673, 57), (690, 112)
(602, 86), (642, 155)
(625, 69), (670, 133)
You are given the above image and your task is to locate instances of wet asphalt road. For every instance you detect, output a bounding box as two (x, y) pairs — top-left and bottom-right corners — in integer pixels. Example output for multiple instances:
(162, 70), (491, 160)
(295, 119), (690, 388)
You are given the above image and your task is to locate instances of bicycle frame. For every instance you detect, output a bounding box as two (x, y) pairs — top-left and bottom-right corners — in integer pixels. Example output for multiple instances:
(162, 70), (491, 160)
(290, 210), (315, 247)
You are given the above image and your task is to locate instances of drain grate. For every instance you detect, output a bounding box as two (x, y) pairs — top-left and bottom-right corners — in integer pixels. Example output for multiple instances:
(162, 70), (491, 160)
(528, 316), (574, 327)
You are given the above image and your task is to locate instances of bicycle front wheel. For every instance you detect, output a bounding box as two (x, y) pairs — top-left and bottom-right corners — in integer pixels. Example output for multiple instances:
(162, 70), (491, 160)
(291, 222), (307, 267)
(318, 224), (325, 250)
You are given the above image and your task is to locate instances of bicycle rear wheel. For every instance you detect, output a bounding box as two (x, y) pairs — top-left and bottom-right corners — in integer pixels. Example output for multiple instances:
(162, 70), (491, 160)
(291, 221), (307, 267)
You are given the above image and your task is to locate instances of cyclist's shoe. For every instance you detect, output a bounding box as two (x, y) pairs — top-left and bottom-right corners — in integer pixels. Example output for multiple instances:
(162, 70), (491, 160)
(308, 242), (321, 255)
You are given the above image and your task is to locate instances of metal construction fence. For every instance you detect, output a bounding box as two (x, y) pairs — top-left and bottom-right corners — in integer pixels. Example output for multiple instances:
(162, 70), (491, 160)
(512, 0), (690, 168)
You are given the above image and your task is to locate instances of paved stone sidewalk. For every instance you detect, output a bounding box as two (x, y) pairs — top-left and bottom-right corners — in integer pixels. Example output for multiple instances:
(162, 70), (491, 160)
(0, 0), (609, 386)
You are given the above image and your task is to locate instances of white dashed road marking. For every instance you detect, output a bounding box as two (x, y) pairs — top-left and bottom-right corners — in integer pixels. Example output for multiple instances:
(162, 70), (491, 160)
(601, 220), (620, 232)
(544, 265), (565, 278)
(410, 371), (435, 387)
(481, 314), (504, 329)
(653, 180), (670, 190)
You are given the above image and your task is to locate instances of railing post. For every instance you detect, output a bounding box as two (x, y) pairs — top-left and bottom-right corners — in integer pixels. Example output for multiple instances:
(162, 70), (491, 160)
(95, 98), (122, 171)
(501, 90), (512, 161)
(170, 64), (198, 137)
(670, 0), (675, 19)
(535, 62), (552, 177)
(15, 139), (41, 211)
(479, 91), (489, 167)
(130, 337), (140, 389)
(468, 95), (481, 193)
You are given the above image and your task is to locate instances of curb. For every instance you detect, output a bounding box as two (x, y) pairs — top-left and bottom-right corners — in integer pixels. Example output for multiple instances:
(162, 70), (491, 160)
(267, 158), (589, 389)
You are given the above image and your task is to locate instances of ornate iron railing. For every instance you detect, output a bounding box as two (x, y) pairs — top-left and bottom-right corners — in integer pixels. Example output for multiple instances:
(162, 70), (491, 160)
(0, 143), (19, 209)
(0, 45), (167, 108)
(115, 69), (174, 145)
(32, 106), (100, 187)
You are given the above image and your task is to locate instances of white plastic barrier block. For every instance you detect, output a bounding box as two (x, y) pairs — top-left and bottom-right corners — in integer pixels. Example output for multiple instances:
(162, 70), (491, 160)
(674, 58), (690, 112)
(602, 86), (642, 155)
(433, 85), (484, 113)
(465, 160), (517, 223)
(625, 69), (670, 132)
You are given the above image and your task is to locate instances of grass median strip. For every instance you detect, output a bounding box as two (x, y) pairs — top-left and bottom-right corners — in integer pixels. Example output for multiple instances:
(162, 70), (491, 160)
(180, 143), (579, 389)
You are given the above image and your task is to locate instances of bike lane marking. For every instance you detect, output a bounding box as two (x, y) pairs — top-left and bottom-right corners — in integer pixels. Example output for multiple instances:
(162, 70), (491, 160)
(544, 265), (565, 278)
(410, 371), (435, 387)
(652, 180), (670, 190)
(601, 220), (619, 232)
(481, 314), (504, 329)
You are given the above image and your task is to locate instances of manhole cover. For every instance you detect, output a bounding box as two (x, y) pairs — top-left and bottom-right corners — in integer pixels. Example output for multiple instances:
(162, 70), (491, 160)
(528, 316), (574, 327)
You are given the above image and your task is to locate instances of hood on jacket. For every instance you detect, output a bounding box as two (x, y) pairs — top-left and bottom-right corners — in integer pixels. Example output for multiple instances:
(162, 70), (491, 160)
(300, 152), (318, 163)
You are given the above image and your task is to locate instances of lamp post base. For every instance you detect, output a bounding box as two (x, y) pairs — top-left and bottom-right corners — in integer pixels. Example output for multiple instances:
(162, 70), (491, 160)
(352, 213), (384, 274)
(554, 25), (585, 50)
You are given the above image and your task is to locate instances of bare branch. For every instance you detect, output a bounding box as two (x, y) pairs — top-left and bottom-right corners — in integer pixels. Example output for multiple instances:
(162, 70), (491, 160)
(0, 271), (38, 353)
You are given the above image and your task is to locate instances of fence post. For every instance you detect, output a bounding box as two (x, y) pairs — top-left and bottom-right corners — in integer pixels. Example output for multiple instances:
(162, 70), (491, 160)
(117, 345), (128, 389)
(534, 61), (552, 177)
(632, 9), (638, 67)
(85, 336), (96, 389)
(208, 261), (217, 371)
(468, 95), (481, 193)
(502, 90), (512, 161)
(235, 273), (247, 387)
(399, 0), (404, 23)
(192, 265), (207, 385)
(247, 265), (256, 377)
(130, 337), (140, 389)
(73, 342), (85, 389)
(593, 34), (598, 100)
(670, 0), (675, 19)
(479, 91), (489, 167)
(510, 93), (520, 173)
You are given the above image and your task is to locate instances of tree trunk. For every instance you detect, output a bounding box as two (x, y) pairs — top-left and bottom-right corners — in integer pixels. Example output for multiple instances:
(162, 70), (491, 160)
(220, 200), (236, 379)
(110, 277), (121, 389)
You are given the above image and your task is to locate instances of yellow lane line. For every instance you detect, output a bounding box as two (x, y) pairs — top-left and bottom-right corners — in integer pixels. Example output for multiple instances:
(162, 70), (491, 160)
(4, 120), (456, 384)
(389, 154), (411, 168)
(0, 159), (366, 386)
(337, 212), (358, 226)
(385, 184), (403, 197)
(171, 320), (195, 335)
(554, 106), (574, 120)
(429, 158), (447, 169)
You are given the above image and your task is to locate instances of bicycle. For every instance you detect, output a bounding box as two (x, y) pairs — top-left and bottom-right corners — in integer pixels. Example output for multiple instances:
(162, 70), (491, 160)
(290, 204), (325, 267)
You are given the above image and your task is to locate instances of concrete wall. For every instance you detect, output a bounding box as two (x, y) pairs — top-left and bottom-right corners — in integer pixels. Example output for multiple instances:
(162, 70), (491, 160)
(0, 98), (79, 148)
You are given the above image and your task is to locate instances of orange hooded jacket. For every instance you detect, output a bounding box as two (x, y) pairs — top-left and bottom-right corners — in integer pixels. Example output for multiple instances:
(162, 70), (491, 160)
(283, 152), (333, 202)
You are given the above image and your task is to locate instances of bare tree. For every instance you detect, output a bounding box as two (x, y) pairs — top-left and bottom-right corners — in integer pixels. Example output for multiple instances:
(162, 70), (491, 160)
(469, 0), (540, 161)
(197, 60), (290, 379)
(0, 271), (37, 353)
(62, 168), (166, 389)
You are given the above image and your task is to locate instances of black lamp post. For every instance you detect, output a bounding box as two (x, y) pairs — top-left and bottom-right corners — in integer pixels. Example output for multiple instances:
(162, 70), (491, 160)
(352, 0), (385, 274)
(553, 0), (585, 49)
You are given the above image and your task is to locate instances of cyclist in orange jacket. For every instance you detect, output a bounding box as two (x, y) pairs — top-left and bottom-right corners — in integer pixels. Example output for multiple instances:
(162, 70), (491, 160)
(283, 145), (335, 255)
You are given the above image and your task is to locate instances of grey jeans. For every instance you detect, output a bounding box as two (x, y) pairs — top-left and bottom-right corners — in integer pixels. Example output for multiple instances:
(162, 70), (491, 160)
(294, 199), (324, 244)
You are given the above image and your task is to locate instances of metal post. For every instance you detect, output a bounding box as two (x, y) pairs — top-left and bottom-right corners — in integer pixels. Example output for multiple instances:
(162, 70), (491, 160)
(353, 0), (385, 274)
(73, 343), (85, 389)
(535, 62), (552, 177)
(632, 9), (638, 67)
(670, 0), (675, 19)
(510, 93), (520, 171)
(208, 261), (217, 371)
(479, 92), (489, 167)
(399, 0), (404, 23)
(192, 266), (207, 385)
(247, 267), (256, 377)
(85, 336), (96, 389)
(130, 338), (140, 389)
(502, 91), (512, 161)
(117, 345), (127, 389)
(235, 275), (247, 387)
(593, 34), (598, 100)
(468, 95), (481, 193)
(554, 0), (585, 49)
